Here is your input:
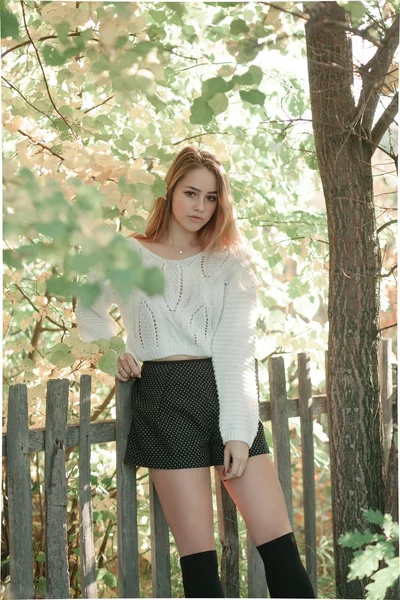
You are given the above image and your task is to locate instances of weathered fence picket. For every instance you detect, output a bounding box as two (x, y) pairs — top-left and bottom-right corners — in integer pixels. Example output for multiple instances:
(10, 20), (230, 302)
(44, 379), (70, 599)
(115, 378), (140, 598)
(268, 356), (293, 524)
(79, 375), (97, 598)
(6, 384), (34, 600)
(298, 352), (317, 594)
(2, 341), (396, 599)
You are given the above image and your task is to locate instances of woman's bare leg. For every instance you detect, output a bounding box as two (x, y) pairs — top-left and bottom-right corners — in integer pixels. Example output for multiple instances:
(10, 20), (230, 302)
(214, 454), (292, 545)
(149, 466), (216, 556)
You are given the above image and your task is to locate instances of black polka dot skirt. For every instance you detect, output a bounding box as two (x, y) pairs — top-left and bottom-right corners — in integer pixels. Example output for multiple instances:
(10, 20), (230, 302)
(123, 357), (270, 469)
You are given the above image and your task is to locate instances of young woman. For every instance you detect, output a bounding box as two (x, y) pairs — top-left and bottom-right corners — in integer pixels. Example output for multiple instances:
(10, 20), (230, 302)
(75, 146), (316, 599)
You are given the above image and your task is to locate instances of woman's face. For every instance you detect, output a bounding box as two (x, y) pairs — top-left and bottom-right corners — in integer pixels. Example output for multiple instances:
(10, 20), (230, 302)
(170, 168), (218, 232)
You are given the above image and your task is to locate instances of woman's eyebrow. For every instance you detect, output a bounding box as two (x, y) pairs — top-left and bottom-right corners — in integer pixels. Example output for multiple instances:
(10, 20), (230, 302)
(185, 185), (217, 193)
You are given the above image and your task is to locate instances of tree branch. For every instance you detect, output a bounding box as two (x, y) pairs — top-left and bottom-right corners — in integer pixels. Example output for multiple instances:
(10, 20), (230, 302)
(1, 31), (92, 59)
(371, 91), (399, 150)
(380, 263), (397, 278)
(357, 14), (399, 133)
(377, 219), (398, 235)
(84, 95), (115, 114)
(378, 322), (397, 333)
(17, 129), (64, 161)
(20, 1), (77, 138)
(2, 76), (58, 127)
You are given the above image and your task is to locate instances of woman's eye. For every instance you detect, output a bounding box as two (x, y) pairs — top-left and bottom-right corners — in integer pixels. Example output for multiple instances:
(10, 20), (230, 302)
(185, 191), (217, 201)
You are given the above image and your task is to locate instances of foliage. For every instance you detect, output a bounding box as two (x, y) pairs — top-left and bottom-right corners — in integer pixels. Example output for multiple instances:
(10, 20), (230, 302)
(338, 509), (399, 599)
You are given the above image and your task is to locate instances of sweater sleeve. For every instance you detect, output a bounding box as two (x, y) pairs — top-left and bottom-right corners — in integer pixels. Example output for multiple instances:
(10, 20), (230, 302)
(211, 264), (260, 448)
(75, 268), (118, 342)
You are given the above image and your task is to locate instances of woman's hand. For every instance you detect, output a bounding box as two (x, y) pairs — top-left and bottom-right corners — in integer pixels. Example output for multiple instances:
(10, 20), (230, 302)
(223, 440), (249, 481)
(117, 353), (142, 381)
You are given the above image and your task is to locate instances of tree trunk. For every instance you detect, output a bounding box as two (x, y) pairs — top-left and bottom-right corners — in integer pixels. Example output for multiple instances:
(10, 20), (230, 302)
(303, 2), (398, 597)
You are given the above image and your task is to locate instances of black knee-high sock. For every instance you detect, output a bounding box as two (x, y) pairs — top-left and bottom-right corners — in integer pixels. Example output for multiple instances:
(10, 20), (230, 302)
(180, 549), (225, 598)
(256, 532), (316, 598)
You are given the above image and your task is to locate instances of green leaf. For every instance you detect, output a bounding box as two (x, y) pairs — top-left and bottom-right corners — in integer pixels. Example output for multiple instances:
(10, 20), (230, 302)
(57, 68), (73, 85)
(190, 97), (214, 125)
(1, 9), (20, 40)
(92, 509), (102, 522)
(91, 58), (110, 75)
(114, 137), (132, 152)
(208, 92), (228, 116)
(142, 266), (165, 296)
(95, 338), (111, 353)
(382, 514), (398, 539)
(341, 1), (366, 27)
(36, 220), (70, 240)
(234, 65), (263, 87)
(240, 89), (266, 107)
(55, 21), (70, 44)
(230, 18), (249, 35)
(118, 176), (136, 195)
(105, 267), (143, 299)
(338, 529), (380, 548)
(102, 570), (117, 588)
(103, 207), (120, 220)
(75, 186), (104, 213)
(116, 34), (129, 48)
(50, 343), (70, 356)
(121, 128), (136, 141)
(98, 350), (118, 376)
(364, 509), (385, 526)
(236, 38), (263, 63)
(42, 45), (66, 66)
(3, 249), (22, 269)
(202, 76), (228, 100)
(36, 552), (46, 563)
(120, 215), (147, 231)
(109, 336), (125, 357)
(148, 8), (167, 24)
(38, 575), (46, 593)
(50, 350), (75, 368)
(75, 282), (102, 309)
(347, 542), (389, 580)
(152, 175), (167, 198)
(46, 276), (73, 298)
(365, 557), (400, 599)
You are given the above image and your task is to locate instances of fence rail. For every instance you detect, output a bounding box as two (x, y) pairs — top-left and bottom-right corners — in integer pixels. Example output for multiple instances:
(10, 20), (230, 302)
(2, 341), (396, 599)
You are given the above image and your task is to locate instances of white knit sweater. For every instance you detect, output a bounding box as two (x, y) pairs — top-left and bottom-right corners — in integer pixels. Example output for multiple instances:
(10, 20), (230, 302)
(75, 236), (261, 448)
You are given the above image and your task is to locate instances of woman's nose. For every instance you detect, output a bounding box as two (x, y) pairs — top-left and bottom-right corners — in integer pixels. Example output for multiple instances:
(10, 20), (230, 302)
(194, 198), (206, 209)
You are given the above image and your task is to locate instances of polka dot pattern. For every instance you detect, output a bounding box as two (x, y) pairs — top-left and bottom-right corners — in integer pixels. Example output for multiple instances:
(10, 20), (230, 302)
(123, 357), (270, 469)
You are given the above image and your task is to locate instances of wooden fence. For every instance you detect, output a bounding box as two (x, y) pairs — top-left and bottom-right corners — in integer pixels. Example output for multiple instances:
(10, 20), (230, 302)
(2, 339), (396, 599)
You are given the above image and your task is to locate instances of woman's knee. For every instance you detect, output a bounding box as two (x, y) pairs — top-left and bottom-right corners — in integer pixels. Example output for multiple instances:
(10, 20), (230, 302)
(149, 466), (216, 556)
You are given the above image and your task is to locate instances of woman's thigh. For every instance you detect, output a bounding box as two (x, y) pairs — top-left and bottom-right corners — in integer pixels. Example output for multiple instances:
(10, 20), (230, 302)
(214, 454), (293, 546)
(149, 466), (216, 557)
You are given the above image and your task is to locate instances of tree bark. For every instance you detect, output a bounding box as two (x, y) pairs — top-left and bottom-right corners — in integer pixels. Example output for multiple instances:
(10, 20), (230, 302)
(303, 2), (398, 597)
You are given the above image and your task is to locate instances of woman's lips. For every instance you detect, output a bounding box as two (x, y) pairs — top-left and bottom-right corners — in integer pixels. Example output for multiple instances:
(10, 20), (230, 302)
(188, 216), (203, 222)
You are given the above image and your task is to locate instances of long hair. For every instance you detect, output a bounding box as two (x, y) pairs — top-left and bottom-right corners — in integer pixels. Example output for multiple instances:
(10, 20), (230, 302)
(129, 146), (259, 284)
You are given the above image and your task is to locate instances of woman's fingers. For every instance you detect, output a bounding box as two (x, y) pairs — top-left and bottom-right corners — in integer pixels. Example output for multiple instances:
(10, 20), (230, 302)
(125, 353), (141, 377)
(117, 353), (141, 380)
(223, 460), (247, 481)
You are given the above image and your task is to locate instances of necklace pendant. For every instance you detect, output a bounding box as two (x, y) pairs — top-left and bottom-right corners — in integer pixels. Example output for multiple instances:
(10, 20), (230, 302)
(179, 250), (183, 254)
